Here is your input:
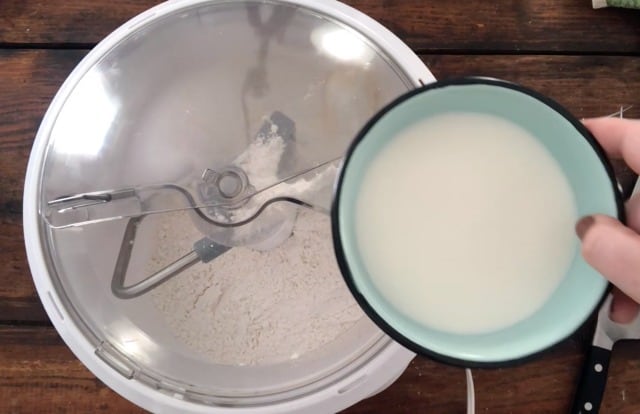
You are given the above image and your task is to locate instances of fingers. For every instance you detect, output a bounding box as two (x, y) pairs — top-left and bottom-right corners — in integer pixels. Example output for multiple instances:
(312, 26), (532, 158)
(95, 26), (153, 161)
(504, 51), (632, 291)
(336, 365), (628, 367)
(627, 192), (640, 233)
(576, 214), (640, 305)
(610, 288), (640, 324)
(610, 194), (640, 322)
(581, 118), (640, 318)
(582, 117), (640, 175)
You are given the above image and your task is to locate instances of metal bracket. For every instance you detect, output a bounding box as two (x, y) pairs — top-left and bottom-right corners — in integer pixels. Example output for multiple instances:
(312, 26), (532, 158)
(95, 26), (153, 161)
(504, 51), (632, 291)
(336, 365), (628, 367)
(111, 216), (230, 299)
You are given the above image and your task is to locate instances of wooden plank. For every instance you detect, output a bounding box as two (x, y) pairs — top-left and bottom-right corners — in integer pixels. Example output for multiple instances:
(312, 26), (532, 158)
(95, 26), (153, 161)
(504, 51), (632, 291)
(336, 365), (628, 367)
(0, 326), (144, 413)
(0, 49), (87, 324)
(424, 55), (640, 119)
(345, 0), (640, 54)
(1, 325), (638, 413)
(1, 0), (639, 53)
(0, 0), (158, 46)
(1, 50), (638, 324)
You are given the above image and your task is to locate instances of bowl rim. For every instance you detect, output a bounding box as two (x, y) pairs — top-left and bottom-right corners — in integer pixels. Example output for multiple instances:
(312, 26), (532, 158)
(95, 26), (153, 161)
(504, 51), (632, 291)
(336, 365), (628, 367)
(331, 76), (624, 368)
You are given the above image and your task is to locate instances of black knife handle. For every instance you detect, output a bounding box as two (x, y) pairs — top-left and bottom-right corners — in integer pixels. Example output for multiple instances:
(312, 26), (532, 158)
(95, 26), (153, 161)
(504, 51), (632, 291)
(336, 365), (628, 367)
(571, 345), (612, 414)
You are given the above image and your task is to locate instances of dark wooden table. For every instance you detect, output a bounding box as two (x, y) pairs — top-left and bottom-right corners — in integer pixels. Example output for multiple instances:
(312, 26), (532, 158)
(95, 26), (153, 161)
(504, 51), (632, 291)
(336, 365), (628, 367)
(1, 1), (640, 413)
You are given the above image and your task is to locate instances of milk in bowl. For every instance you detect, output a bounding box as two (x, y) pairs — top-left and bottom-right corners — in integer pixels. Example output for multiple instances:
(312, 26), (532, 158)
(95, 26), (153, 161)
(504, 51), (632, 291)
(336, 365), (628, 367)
(355, 112), (577, 335)
(332, 78), (621, 365)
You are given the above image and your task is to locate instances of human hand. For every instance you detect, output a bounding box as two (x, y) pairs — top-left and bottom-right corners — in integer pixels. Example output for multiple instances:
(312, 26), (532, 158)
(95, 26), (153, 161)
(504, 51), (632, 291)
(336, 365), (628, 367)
(577, 117), (640, 323)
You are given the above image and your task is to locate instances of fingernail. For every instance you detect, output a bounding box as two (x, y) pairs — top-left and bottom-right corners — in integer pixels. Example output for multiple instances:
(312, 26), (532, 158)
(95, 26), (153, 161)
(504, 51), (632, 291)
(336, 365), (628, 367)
(575, 216), (595, 240)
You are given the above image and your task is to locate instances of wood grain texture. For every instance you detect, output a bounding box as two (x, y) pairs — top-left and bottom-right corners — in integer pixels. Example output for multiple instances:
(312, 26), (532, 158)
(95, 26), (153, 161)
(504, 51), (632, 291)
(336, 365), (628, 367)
(1, 0), (639, 53)
(0, 326), (639, 413)
(0, 326), (139, 413)
(424, 55), (640, 120)
(0, 49), (86, 324)
(345, 0), (640, 53)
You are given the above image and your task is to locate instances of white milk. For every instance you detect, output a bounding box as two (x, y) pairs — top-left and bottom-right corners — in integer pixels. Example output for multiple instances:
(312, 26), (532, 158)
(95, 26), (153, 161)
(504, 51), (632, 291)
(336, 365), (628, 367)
(355, 112), (578, 334)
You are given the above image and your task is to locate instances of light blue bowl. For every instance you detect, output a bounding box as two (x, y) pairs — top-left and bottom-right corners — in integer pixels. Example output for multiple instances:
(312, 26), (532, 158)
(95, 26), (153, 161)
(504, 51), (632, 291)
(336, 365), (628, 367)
(332, 77), (624, 366)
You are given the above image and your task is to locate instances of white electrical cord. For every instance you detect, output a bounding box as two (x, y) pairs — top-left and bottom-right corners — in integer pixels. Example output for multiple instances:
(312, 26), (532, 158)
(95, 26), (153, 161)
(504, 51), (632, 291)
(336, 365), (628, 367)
(465, 368), (475, 414)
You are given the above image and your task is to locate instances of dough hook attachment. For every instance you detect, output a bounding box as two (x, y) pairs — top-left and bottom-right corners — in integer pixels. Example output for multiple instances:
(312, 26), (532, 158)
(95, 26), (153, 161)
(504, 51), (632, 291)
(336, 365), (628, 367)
(45, 157), (340, 229)
(110, 216), (232, 299)
(46, 111), (341, 299)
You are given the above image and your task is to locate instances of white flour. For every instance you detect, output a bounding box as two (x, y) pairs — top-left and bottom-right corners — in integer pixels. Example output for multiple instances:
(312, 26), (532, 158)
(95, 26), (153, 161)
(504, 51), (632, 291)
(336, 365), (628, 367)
(234, 126), (285, 189)
(150, 208), (363, 366)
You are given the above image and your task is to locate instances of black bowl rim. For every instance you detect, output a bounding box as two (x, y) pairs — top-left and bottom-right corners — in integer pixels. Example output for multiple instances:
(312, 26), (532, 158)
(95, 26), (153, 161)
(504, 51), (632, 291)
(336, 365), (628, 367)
(330, 76), (625, 368)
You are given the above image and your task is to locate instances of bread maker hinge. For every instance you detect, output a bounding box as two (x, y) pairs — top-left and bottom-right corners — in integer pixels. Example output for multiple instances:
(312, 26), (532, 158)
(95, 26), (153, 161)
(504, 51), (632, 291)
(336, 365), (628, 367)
(95, 340), (138, 379)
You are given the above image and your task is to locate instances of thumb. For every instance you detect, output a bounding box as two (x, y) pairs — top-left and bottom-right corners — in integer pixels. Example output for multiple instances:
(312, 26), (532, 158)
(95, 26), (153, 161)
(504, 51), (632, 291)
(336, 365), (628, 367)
(576, 214), (640, 320)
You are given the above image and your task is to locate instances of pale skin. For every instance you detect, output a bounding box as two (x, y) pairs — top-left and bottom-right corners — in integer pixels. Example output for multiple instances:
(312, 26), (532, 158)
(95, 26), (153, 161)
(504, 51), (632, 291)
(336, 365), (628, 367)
(578, 117), (640, 323)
